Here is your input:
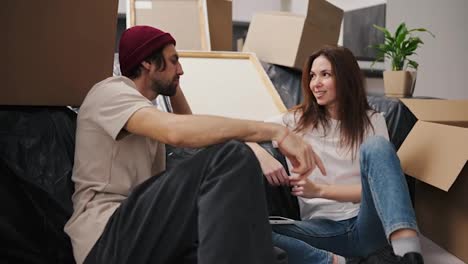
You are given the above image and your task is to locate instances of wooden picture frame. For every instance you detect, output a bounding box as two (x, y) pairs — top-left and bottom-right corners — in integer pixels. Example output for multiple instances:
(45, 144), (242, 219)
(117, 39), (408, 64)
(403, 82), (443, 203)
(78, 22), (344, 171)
(175, 51), (286, 121)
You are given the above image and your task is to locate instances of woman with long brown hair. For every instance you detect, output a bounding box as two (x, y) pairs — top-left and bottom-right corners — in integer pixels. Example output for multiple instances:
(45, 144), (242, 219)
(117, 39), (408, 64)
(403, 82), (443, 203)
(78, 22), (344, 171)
(248, 46), (423, 264)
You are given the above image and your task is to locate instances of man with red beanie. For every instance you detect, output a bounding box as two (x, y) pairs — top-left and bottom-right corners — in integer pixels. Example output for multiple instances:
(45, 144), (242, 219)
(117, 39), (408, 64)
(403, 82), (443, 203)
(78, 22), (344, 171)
(64, 25), (324, 264)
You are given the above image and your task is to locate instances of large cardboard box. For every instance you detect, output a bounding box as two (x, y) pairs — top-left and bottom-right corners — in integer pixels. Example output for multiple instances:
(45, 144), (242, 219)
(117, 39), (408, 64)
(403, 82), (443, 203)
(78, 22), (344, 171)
(134, 0), (232, 51)
(1, 0), (118, 106)
(243, 0), (342, 70)
(397, 99), (468, 262)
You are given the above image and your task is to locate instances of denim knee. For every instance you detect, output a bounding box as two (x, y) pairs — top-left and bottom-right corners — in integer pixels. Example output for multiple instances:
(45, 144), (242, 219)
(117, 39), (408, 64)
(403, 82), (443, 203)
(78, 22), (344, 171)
(359, 136), (394, 159)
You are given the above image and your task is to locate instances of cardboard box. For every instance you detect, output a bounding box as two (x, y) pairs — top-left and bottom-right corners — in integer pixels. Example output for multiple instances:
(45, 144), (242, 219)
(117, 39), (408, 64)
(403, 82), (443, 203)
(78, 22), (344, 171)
(397, 99), (468, 262)
(242, 0), (343, 70)
(1, 0), (118, 106)
(134, 0), (232, 51)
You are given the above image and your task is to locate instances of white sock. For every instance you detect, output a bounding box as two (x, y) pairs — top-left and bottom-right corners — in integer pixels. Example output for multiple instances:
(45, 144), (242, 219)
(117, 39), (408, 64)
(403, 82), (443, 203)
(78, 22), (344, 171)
(392, 236), (422, 257)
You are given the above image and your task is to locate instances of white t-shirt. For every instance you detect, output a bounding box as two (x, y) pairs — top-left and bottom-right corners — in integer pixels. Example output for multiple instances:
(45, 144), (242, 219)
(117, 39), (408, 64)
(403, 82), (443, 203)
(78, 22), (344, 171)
(267, 111), (389, 221)
(64, 76), (166, 264)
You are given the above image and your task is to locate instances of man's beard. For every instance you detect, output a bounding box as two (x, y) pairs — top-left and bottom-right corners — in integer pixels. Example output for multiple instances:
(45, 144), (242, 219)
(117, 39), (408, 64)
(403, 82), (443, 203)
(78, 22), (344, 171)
(151, 78), (177, 96)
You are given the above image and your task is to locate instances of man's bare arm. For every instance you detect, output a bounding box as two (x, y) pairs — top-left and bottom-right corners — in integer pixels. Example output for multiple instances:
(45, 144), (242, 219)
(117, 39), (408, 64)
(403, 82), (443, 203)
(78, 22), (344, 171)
(125, 107), (325, 177)
(126, 107), (282, 147)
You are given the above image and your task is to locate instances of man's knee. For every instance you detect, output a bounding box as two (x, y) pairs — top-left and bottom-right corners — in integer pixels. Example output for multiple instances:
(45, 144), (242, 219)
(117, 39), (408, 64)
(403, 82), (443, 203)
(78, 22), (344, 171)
(204, 140), (263, 184)
(208, 140), (259, 167)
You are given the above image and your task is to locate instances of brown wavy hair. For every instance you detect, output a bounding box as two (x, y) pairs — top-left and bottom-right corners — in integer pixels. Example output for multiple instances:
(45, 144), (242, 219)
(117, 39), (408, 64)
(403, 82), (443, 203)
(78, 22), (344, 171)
(290, 45), (374, 157)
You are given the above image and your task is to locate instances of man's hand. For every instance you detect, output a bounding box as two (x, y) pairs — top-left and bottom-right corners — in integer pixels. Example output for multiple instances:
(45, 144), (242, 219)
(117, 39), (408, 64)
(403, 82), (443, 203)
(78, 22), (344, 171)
(277, 131), (326, 179)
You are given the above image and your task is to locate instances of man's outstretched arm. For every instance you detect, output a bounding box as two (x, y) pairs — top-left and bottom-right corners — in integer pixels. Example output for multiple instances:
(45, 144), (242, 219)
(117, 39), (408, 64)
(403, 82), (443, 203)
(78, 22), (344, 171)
(125, 107), (325, 178)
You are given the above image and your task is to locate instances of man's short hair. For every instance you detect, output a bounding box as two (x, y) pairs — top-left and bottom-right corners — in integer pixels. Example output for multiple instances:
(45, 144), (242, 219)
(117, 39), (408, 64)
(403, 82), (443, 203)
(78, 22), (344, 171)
(126, 48), (167, 79)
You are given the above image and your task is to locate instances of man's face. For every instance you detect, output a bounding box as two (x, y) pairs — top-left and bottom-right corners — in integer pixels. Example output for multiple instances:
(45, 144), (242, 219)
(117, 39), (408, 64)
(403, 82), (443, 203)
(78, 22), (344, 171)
(149, 44), (184, 96)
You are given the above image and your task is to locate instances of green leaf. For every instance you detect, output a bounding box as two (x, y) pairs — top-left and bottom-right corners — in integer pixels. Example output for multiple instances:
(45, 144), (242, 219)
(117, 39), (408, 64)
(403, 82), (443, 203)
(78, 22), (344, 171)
(408, 60), (419, 69)
(373, 24), (394, 42)
(405, 38), (421, 52)
(409, 28), (436, 38)
(394, 22), (407, 39)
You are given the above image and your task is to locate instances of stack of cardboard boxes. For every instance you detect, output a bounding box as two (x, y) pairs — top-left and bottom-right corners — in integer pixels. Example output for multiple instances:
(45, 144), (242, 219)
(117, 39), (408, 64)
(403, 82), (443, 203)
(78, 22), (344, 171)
(398, 99), (468, 263)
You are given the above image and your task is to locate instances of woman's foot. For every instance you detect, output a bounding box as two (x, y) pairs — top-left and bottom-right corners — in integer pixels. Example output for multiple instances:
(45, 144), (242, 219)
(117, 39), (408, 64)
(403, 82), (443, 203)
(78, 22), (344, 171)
(398, 252), (424, 264)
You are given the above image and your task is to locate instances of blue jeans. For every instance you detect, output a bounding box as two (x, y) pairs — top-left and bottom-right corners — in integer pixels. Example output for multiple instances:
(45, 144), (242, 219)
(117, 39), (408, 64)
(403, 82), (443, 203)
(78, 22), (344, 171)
(272, 136), (419, 264)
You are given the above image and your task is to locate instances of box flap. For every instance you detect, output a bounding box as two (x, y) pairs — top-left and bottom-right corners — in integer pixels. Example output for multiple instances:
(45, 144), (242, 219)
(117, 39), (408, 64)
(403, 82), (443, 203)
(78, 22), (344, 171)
(398, 121), (468, 191)
(136, 0), (209, 50)
(305, 0), (343, 24)
(243, 13), (304, 67)
(400, 99), (468, 123)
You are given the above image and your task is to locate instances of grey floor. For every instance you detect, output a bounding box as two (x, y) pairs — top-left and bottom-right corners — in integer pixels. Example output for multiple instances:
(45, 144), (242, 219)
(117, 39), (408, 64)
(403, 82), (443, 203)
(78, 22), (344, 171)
(421, 235), (465, 264)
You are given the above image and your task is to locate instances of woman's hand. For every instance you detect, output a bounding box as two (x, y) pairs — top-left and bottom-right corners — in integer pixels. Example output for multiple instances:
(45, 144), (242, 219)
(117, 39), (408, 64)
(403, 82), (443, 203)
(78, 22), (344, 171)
(289, 177), (324, 198)
(246, 143), (289, 186)
(290, 177), (362, 203)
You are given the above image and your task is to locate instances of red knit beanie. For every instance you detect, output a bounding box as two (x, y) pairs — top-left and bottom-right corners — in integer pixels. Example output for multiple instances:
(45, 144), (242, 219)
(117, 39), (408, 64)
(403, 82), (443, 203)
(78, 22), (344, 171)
(119, 26), (176, 77)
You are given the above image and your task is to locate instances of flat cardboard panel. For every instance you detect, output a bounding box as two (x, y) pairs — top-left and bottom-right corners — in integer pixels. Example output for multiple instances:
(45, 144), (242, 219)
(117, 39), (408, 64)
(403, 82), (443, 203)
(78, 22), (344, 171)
(243, 0), (342, 69)
(400, 99), (468, 122)
(398, 121), (468, 191)
(135, 0), (207, 50)
(206, 0), (232, 51)
(178, 52), (286, 120)
(134, 0), (232, 51)
(243, 12), (304, 67)
(1, 0), (118, 106)
(416, 164), (468, 262)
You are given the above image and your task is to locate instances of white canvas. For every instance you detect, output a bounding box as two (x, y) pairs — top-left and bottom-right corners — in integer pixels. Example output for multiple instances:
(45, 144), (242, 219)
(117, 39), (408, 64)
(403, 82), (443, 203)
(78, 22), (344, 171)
(178, 52), (286, 121)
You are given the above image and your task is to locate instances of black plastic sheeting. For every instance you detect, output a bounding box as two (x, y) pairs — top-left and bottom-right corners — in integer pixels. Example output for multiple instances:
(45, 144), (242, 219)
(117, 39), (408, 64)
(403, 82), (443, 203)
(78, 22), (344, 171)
(366, 95), (417, 150)
(261, 62), (303, 109)
(0, 106), (76, 264)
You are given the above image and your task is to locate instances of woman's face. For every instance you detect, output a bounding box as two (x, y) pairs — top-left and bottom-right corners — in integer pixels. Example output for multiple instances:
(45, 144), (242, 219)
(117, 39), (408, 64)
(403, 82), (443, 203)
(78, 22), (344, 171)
(309, 55), (337, 117)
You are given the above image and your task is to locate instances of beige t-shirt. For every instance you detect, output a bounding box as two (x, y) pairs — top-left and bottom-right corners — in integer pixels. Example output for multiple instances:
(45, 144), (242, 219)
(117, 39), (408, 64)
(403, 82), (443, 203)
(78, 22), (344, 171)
(64, 76), (166, 264)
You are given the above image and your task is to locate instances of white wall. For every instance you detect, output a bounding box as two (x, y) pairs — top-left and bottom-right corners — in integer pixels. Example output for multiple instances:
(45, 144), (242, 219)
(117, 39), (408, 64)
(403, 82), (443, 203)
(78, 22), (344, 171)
(233, 0), (282, 22)
(118, 0), (127, 14)
(233, 0), (386, 22)
(387, 0), (468, 99)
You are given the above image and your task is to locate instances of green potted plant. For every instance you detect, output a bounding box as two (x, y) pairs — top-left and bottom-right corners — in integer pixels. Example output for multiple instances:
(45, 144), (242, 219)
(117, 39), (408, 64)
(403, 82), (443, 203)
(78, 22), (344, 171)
(372, 22), (435, 97)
